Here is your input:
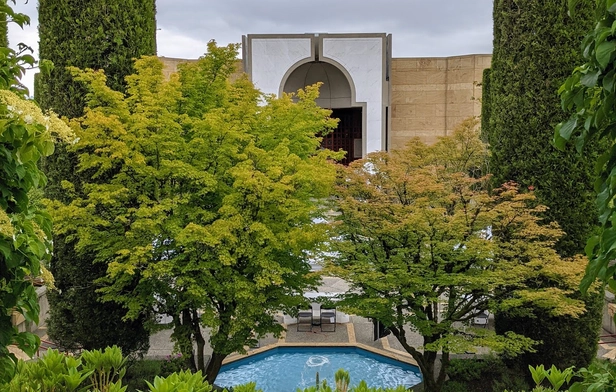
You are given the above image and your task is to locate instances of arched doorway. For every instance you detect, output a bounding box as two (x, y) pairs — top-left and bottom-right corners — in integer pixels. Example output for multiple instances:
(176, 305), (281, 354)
(282, 62), (363, 165)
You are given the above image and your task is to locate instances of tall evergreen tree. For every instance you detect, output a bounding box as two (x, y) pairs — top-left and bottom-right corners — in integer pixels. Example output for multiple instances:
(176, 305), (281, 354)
(38, 0), (157, 354)
(483, 0), (602, 372)
(0, 1), (8, 49)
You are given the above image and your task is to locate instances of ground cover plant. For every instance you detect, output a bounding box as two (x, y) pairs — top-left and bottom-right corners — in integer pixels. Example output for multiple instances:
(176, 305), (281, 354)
(328, 119), (595, 392)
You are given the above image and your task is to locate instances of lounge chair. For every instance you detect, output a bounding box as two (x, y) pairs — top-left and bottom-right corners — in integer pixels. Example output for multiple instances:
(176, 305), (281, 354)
(297, 307), (313, 332)
(320, 307), (336, 332)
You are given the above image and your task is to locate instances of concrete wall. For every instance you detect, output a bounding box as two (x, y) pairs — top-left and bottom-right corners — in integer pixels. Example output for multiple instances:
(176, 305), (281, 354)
(12, 286), (49, 334)
(604, 291), (616, 334)
(159, 56), (244, 81)
(160, 53), (492, 150)
(390, 54), (491, 149)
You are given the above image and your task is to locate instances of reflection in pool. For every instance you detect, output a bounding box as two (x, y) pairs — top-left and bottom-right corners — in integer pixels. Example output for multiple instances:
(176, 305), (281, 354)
(215, 346), (422, 392)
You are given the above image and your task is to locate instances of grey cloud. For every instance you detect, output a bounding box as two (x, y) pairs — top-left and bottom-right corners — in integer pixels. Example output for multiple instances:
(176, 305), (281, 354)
(156, 0), (493, 57)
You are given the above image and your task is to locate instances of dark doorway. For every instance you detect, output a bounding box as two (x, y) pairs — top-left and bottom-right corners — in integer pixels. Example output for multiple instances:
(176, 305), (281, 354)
(322, 108), (363, 165)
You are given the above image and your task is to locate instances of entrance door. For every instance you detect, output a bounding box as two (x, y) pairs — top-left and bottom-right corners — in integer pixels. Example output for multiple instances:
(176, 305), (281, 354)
(322, 108), (362, 165)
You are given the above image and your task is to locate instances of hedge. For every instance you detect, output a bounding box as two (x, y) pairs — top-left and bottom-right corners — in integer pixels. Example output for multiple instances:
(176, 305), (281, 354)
(38, 0), (157, 355)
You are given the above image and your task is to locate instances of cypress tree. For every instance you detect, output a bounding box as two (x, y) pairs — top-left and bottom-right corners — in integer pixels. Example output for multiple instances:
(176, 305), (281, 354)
(480, 68), (491, 142)
(0, 0), (8, 49)
(484, 0), (602, 372)
(485, 0), (596, 256)
(38, 0), (156, 354)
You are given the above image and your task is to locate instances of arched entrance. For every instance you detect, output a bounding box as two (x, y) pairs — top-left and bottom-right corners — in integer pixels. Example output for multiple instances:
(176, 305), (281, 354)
(282, 62), (363, 165)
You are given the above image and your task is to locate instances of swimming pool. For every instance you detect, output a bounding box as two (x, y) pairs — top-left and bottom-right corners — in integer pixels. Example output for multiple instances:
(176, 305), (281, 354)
(214, 346), (422, 392)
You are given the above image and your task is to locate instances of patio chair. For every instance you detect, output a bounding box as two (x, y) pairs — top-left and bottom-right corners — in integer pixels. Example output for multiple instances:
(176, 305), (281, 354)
(297, 306), (313, 332)
(472, 311), (489, 328)
(320, 307), (336, 332)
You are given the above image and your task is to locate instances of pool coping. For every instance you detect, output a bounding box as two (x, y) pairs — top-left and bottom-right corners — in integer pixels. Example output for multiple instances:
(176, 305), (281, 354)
(222, 325), (419, 368)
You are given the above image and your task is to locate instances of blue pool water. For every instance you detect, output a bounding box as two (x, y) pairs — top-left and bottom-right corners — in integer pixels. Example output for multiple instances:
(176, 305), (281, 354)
(214, 346), (422, 392)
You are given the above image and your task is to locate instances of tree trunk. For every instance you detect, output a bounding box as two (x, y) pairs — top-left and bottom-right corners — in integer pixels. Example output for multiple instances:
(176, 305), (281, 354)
(177, 309), (197, 372)
(192, 310), (207, 373)
(205, 352), (227, 385)
(390, 326), (444, 392)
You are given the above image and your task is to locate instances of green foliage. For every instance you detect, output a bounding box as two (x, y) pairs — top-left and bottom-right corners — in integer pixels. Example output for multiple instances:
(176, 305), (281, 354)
(49, 42), (339, 383)
(2, 346), (128, 392)
(0, 2), (74, 382)
(554, 0), (616, 299)
(2, 353), (410, 392)
(528, 364), (574, 391)
(0, 1), (8, 49)
(298, 373), (410, 392)
(443, 357), (531, 392)
(480, 68), (491, 142)
(485, 0), (597, 256)
(145, 370), (212, 392)
(569, 360), (616, 392)
(123, 360), (161, 392)
(81, 346), (127, 391)
(329, 120), (587, 392)
(335, 369), (351, 392)
(495, 288), (602, 372)
(486, 0), (603, 375)
(38, 0), (157, 356)
(37, 0), (156, 117)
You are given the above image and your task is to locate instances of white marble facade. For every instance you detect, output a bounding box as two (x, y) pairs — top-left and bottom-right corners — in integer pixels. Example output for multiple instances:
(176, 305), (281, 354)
(243, 33), (391, 155)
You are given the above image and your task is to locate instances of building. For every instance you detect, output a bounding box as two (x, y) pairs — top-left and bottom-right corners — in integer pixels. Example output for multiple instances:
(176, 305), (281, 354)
(161, 33), (491, 163)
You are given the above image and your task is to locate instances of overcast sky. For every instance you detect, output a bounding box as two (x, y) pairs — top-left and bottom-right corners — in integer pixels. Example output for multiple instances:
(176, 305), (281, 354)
(8, 0), (494, 94)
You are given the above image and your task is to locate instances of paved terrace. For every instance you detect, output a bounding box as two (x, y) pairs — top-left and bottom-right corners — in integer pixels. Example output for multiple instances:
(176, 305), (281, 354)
(149, 277), (430, 366)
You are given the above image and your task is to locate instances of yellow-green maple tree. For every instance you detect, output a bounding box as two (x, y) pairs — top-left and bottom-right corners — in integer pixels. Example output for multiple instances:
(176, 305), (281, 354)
(49, 42), (339, 382)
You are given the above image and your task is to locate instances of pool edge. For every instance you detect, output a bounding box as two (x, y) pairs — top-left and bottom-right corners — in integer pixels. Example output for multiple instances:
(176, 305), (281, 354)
(222, 341), (419, 368)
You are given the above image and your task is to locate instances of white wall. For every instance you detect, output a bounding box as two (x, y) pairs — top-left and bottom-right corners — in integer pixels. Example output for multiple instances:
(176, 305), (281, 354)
(322, 37), (384, 153)
(250, 38), (312, 96)
(247, 34), (388, 155)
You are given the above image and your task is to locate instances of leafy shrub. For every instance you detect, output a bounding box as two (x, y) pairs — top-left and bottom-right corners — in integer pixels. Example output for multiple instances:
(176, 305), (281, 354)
(495, 289), (603, 372)
(160, 353), (191, 377)
(123, 360), (161, 391)
(444, 357), (531, 392)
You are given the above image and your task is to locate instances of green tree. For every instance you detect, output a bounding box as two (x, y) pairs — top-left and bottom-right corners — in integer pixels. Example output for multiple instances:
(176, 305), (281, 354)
(49, 42), (340, 383)
(37, 0), (157, 354)
(329, 120), (591, 392)
(483, 0), (602, 371)
(0, 1), (8, 49)
(0, 1), (73, 381)
(484, 0), (596, 256)
(555, 1), (616, 291)
(37, 0), (157, 117)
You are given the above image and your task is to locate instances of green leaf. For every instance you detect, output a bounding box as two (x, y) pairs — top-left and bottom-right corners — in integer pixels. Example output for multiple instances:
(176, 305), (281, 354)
(568, 0), (581, 16)
(595, 40), (616, 69)
(581, 69), (601, 87)
(13, 332), (39, 357)
(608, 0), (616, 14)
(603, 69), (616, 92)
(556, 117), (578, 146)
(581, 255), (602, 293)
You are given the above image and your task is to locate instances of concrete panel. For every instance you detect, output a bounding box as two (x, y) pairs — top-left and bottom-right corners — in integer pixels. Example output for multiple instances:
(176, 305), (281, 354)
(323, 36), (386, 153)
(447, 56), (477, 69)
(392, 90), (446, 105)
(392, 103), (437, 118)
(251, 38), (312, 95)
(446, 68), (475, 84)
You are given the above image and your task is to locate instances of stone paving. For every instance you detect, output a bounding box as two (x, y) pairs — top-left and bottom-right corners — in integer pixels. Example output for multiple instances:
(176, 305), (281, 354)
(146, 314), (423, 366)
(146, 277), (425, 364)
(598, 329), (616, 359)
